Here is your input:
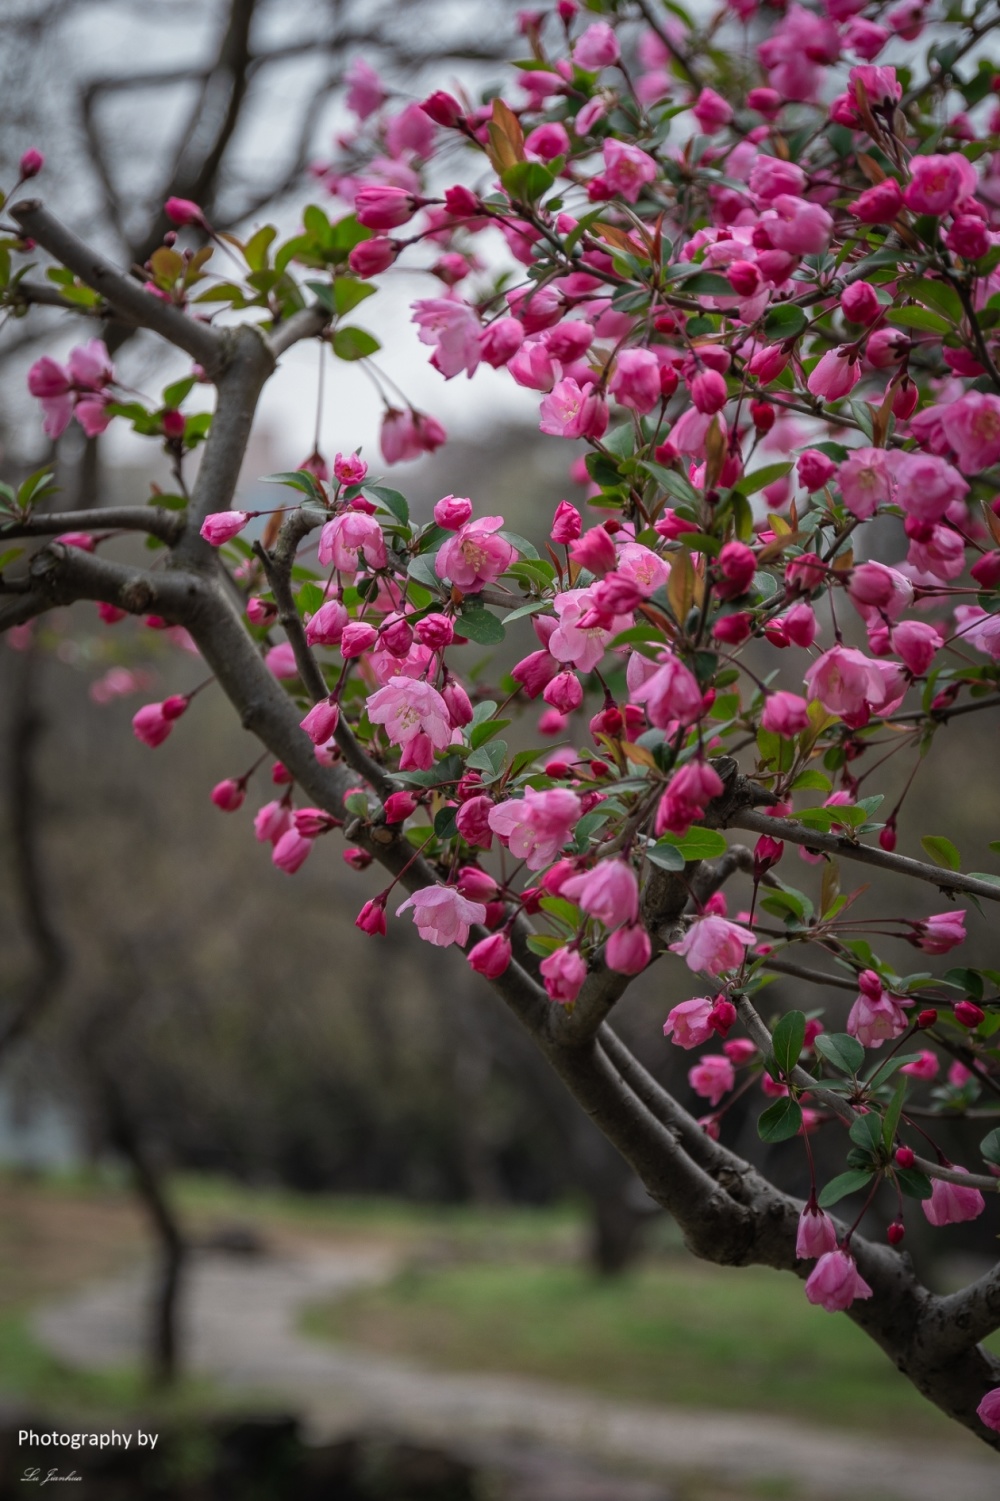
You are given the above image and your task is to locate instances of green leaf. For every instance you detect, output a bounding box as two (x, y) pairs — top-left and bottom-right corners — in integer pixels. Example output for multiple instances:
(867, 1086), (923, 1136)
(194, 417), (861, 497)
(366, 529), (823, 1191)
(757, 1097), (803, 1143)
(790, 770), (832, 793)
(887, 306), (952, 334)
(646, 841), (685, 873)
(262, 469), (325, 498)
(469, 717), (511, 750)
(297, 581), (325, 616)
(895, 1166), (933, 1200)
(814, 1033), (865, 1076)
(466, 740), (507, 778)
(500, 160), (555, 202)
(763, 304), (808, 340)
(921, 835), (960, 871)
(817, 1169), (874, 1209)
(162, 376), (196, 409)
(882, 1079), (907, 1153)
(526, 933), (563, 957)
(900, 276), (963, 325)
(772, 1011), (806, 1076)
(735, 462), (792, 497)
(332, 325), (381, 361)
(457, 608), (506, 645)
(653, 826), (728, 861)
(303, 204), (333, 245)
(365, 485), (409, 525)
(334, 277), (377, 315)
(244, 225), (277, 271)
(498, 529), (537, 560)
(433, 806), (458, 840)
(980, 1127), (1000, 1167)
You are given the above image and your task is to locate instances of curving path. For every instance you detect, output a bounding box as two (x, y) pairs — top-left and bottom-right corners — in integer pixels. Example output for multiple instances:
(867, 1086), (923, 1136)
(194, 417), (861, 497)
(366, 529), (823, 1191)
(33, 1245), (1000, 1501)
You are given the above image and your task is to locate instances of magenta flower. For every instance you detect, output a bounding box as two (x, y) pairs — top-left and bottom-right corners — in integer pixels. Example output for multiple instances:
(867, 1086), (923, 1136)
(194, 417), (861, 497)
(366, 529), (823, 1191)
(903, 153), (978, 216)
(609, 348), (661, 414)
(488, 787), (582, 870)
(272, 828), (312, 874)
(305, 601), (348, 647)
(670, 914), (755, 977)
(922, 1169), (985, 1227)
(688, 1054), (735, 1106)
(654, 760), (724, 837)
(976, 1387), (1000, 1433)
(805, 1249), (873, 1312)
(663, 997), (715, 1049)
(433, 495), (473, 530)
(761, 691), (809, 738)
(396, 884), (487, 947)
(254, 800), (292, 845)
(380, 407), (447, 464)
(436, 516), (515, 591)
(468, 932), (512, 979)
(910, 911), (966, 955)
(807, 348), (861, 401)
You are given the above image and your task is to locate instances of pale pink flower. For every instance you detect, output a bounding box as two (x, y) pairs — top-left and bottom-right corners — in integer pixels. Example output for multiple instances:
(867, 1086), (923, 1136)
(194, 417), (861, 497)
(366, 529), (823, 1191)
(396, 884), (487, 947)
(610, 348), (661, 414)
(939, 392), (1000, 473)
(670, 914), (755, 976)
(606, 923), (651, 974)
(548, 588), (624, 672)
(386, 101), (435, 159)
(318, 512), (388, 572)
(574, 21), (620, 70)
(904, 153), (978, 216)
(891, 451), (968, 522)
(272, 828), (312, 874)
(345, 57), (385, 119)
(804, 645), (894, 718)
(488, 787), (582, 869)
(922, 1168), (985, 1226)
(436, 516), (515, 591)
(761, 692), (809, 737)
(796, 1205), (839, 1260)
(367, 676), (452, 751)
(602, 140), (657, 204)
(892, 620), (939, 675)
(254, 800), (292, 845)
(805, 1250), (873, 1312)
(911, 911), (966, 954)
(807, 348), (861, 400)
(688, 1054), (735, 1106)
(540, 946), (588, 1004)
(654, 760), (724, 836)
(847, 982), (911, 1047)
(616, 542), (669, 595)
(763, 195), (833, 256)
(838, 448), (892, 519)
(380, 408), (447, 464)
(562, 859), (639, 929)
(412, 297), (481, 379)
(847, 562), (913, 622)
(663, 996), (715, 1050)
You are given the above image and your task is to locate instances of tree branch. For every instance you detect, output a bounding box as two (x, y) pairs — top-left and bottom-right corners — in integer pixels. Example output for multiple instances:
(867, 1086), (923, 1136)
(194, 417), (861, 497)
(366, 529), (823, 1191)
(1, 507), (184, 544)
(727, 808), (1000, 904)
(9, 199), (225, 374)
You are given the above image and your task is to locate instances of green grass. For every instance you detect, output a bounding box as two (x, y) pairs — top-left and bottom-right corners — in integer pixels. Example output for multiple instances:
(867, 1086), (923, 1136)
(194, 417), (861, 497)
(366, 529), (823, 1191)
(301, 1257), (988, 1441)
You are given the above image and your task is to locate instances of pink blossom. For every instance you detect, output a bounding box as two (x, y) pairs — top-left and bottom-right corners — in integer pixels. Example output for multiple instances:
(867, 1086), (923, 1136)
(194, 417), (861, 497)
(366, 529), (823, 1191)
(911, 910), (966, 954)
(892, 620), (939, 675)
(688, 1054), (735, 1106)
(670, 914), (755, 976)
(540, 945), (588, 1004)
(891, 451), (968, 521)
(508, 338), (562, 391)
(367, 676), (452, 752)
(397, 884), (487, 947)
(904, 153), (978, 216)
(272, 829), (312, 874)
(543, 670), (582, 714)
(900, 1050), (939, 1080)
(851, 178), (904, 224)
(569, 526), (617, 577)
(976, 1388), (1000, 1433)
(539, 378), (609, 439)
(132, 702), (174, 748)
(692, 88), (732, 133)
(468, 931), (513, 978)
(601, 140), (657, 204)
(525, 122), (571, 160)
(761, 691), (809, 737)
(345, 57), (385, 119)
(764, 195), (833, 256)
(606, 923), (651, 975)
(847, 562), (913, 622)
(655, 760), (724, 837)
(412, 297), (481, 379)
(433, 494), (474, 530)
(356, 897), (388, 937)
(349, 238), (398, 278)
(201, 510), (251, 546)
(380, 408), (447, 464)
(610, 348), (661, 414)
(551, 500), (582, 544)
(300, 697), (340, 745)
(797, 450), (836, 492)
(488, 787), (582, 870)
(573, 21), (619, 70)
(922, 1168), (986, 1226)
(807, 349), (861, 401)
(838, 448), (891, 520)
(436, 516), (514, 591)
(663, 996), (715, 1049)
(562, 860), (639, 929)
(796, 1205), (839, 1260)
(847, 979), (911, 1047)
(415, 613), (455, 650)
(386, 101), (435, 159)
(906, 521), (965, 582)
(804, 645), (895, 718)
(480, 317), (525, 368)
(939, 392), (1000, 473)
(355, 185), (418, 230)
(455, 795), (495, 849)
(805, 1249), (873, 1312)
(630, 654), (704, 729)
(305, 601), (349, 646)
(318, 512), (388, 572)
(547, 588), (621, 672)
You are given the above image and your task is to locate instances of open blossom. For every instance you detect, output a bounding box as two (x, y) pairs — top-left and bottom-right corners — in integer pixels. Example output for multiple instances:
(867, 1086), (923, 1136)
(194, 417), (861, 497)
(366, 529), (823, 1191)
(910, 911), (966, 954)
(688, 1054), (735, 1107)
(922, 1168), (985, 1227)
(28, 339), (116, 438)
(488, 787), (582, 870)
(847, 975), (911, 1047)
(630, 654), (704, 729)
(663, 996), (715, 1049)
(318, 512), (388, 572)
(939, 392), (1000, 473)
(805, 1250), (873, 1312)
(540, 946), (588, 1004)
(904, 153), (978, 216)
(436, 516), (515, 591)
(796, 1205), (838, 1260)
(549, 588), (626, 672)
(562, 860), (639, 929)
(396, 885), (487, 947)
(670, 914), (755, 976)
(601, 139), (657, 204)
(655, 760), (724, 837)
(539, 378), (609, 439)
(838, 448), (891, 520)
(412, 297), (481, 378)
(804, 645), (896, 719)
(367, 676), (452, 752)
(891, 452), (967, 522)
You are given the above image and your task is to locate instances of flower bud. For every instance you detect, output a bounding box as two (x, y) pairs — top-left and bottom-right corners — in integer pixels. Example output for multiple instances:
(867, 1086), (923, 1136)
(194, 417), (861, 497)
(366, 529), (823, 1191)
(954, 1000), (985, 1029)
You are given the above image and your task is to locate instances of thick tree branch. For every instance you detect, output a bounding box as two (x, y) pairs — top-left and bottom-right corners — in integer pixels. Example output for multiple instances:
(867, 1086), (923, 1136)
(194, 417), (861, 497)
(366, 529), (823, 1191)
(937, 1263), (1000, 1354)
(267, 305), (331, 359)
(727, 808), (1000, 904)
(9, 200), (225, 373)
(1, 507), (184, 544)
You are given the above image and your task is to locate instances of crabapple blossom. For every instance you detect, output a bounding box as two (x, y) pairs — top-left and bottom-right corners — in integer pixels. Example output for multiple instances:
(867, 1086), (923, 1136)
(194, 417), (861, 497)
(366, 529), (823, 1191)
(805, 1251), (873, 1312)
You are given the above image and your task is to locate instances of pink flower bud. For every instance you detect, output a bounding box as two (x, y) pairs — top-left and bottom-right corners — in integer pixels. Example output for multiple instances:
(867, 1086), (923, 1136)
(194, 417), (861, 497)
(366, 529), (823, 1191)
(356, 896), (388, 936)
(421, 91), (464, 128)
(348, 238), (399, 278)
(840, 281), (880, 325)
(343, 846), (373, 870)
(895, 1145), (915, 1168)
(795, 1204), (838, 1260)
(334, 453), (368, 484)
(851, 178), (904, 225)
(355, 186), (419, 230)
(340, 621), (378, 658)
(19, 148), (44, 179)
(211, 778), (245, 812)
(272, 828), (312, 874)
(246, 597), (277, 627)
(443, 679), (474, 728)
(300, 697), (340, 744)
(255, 799), (291, 843)
(712, 612), (752, 645)
(305, 600), (348, 646)
(162, 408), (186, 440)
(434, 494), (474, 530)
(378, 615), (414, 657)
(456, 866), (499, 901)
(954, 1000), (985, 1029)
(797, 450), (836, 493)
(165, 197), (206, 228)
(468, 932), (512, 978)
(383, 791), (418, 824)
(689, 368), (728, 415)
(569, 525), (617, 577)
(415, 613), (455, 650)
(132, 702), (172, 747)
(200, 510), (250, 545)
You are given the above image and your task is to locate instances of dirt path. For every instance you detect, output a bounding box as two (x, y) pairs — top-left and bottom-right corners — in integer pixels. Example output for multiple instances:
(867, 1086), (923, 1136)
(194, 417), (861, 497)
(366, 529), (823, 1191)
(33, 1245), (1000, 1501)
